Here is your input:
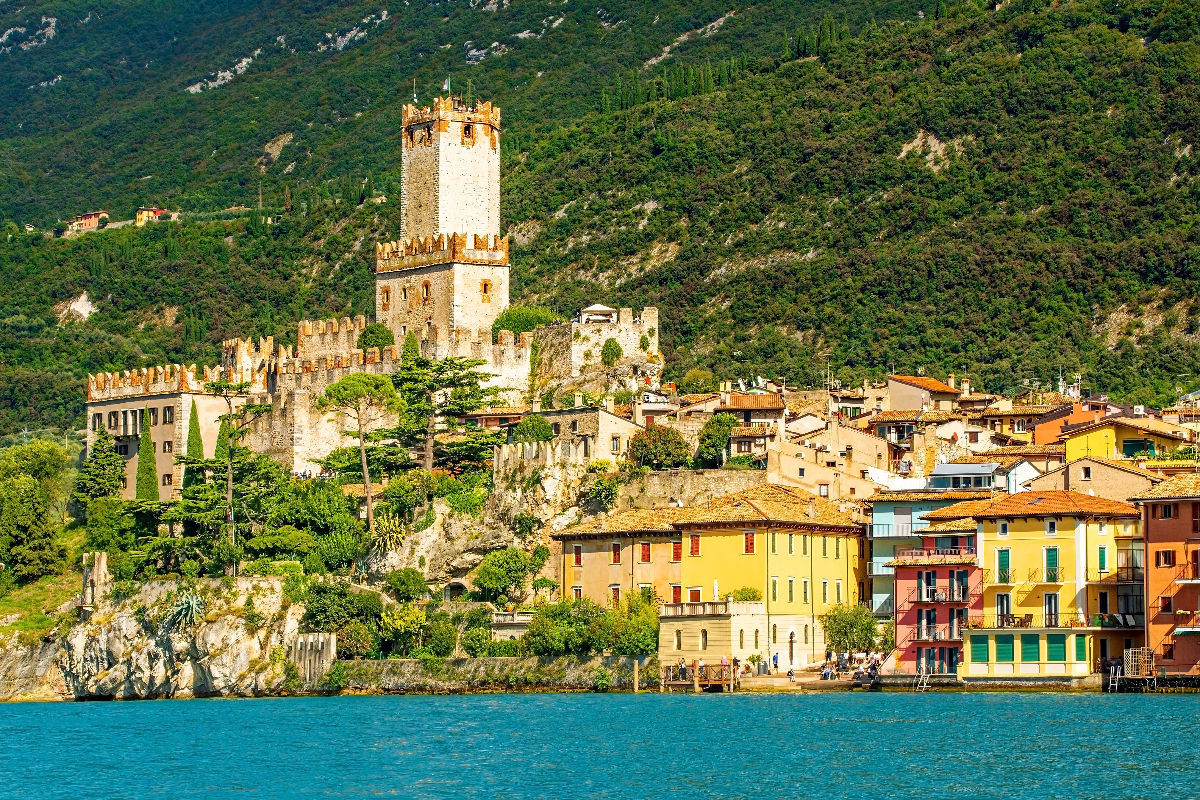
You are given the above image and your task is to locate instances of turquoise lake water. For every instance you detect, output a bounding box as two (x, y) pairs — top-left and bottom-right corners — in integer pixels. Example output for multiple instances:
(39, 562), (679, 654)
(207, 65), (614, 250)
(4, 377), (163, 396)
(1, 692), (1195, 799)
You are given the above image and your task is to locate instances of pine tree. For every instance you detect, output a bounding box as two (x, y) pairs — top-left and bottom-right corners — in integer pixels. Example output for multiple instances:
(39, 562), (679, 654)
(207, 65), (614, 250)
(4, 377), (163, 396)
(183, 399), (204, 488)
(135, 412), (159, 500)
(214, 417), (231, 464)
(402, 332), (420, 365)
(74, 427), (125, 502)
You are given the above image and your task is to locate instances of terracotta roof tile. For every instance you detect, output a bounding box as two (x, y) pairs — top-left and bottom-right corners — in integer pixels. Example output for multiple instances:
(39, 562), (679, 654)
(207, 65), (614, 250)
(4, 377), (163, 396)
(919, 497), (1006, 521)
(890, 375), (958, 394)
(1065, 415), (1192, 441)
(989, 444), (1066, 457)
(466, 405), (530, 416)
(1130, 474), (1200, 501)
(716, 392), (786, 411)
(973, 491), (1139, 519)
(552, 507), (688, 539)
(731, 425), (776, 438)
(949, 455), (1026, 469)
(921, 517), (978, 534)
(673, 484), (861, 529)
(865, 409), (959, 424)
(865, 490), (997, 504)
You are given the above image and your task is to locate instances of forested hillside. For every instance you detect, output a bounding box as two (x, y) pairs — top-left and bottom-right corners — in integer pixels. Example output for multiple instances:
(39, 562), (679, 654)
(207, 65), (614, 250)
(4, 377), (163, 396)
(1, 0), (1199, 435)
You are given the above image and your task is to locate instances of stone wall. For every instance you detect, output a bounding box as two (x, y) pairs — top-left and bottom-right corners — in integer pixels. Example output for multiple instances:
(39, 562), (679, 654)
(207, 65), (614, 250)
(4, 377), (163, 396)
(613, 468), (768, 510)
(534, 308), (662, 391)
(287, 633), (337, 684)
(337, 654), (650, 693)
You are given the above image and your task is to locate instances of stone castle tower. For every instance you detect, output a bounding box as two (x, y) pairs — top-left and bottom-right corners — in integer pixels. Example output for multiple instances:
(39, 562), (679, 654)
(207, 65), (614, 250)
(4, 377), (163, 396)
(375, 97), (510, 356)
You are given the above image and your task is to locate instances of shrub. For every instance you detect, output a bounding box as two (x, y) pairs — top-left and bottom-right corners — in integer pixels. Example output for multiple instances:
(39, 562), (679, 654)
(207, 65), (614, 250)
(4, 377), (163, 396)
(384, 568), (429, 602)
(424, 618), (458, 657)
(338, 621), (373, 658)
(302, 553), (327, 574)
(322, 661), (347, 690)
(731, 586), (763, 601)
(445, 489), (486, 516)
(303, 582), (382, 632)
(486, 638), (529, 657)
(722, 455), (759, 470)
(491, 305), (563, 341)
(639, 334), (651, 351)
(584, 475), (623, 511)
(586, 459), (613, 473)
(600, 338), (623, 366)
(356, 322), (395, 351)
(474, 547), (534, 599)
(592, 668), (613, 691)
(513, 513), (541, 538)
(512, 414), (555, 443)
(694, 413), (738, 468)
(461, 626), (492, 657)
(628, 426), (689, 469)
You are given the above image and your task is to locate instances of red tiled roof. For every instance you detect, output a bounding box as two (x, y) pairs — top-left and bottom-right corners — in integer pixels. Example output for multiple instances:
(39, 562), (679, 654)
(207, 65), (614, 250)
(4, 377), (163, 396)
(890, 375), (958, 394)
(972, 491), (1139, 519)
(716, 392), (786, 411)
(731, 425), (776, 438)
(1130, 474), (1200, 501)
(674, 484), (860, 529)
(865, 490), (996, 504)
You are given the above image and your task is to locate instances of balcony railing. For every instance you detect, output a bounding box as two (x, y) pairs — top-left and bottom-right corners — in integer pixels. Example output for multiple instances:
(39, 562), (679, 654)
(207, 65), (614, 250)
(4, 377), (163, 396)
(909, 584), (974, 604)
(907, 623), (965, 643)
(868, 562), (895, 578)
(1029, 567), (1063, 584)
(870, 523), (924, 539)
(1171, 610), (1200, 632)
(659, 601), (765, 617)
(892, 547), (977, 566)
(983, 568), (1015, 585)
(1174, 563), (1200, 583)
(964, 612), (1091, 629)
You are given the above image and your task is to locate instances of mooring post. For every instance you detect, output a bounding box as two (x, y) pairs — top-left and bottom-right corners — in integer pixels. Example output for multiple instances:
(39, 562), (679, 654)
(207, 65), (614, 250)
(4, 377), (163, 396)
(633, 658), (640, 693)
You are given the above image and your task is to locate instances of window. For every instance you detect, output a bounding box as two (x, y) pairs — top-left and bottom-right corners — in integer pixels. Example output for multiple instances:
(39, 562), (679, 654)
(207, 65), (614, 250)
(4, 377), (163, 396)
(772, 624), (777, 644)
(1075, 634), (1088, 662)
(1013, 419), (1027, 433)
(700, 629), (708, 650)
(1156, 550), (1177, 568)
(1098, 521), (1107, 537)
(570, 420), (578, 433)
(381, 287), (391, 309)
(671, 541), (682, 562)
(572, 586), (582, 600)
(610, 542), (621, 564)
(1163, 643), (1175, 661)
(771, 577), (778, 601)
(999, 522), (1009, 537)
(788, 533), (794, 554)
(163, 406), (174, 424)
(835, 538), (840, 559)
(480, 280), (492, 302)
(771, 531), (777, 554)
(803, 578), (810, 603)
(737, 440), (752, 453)
(609, 586), (620, 605)
(1098, 545), (1108, 573)
(788, 578), (794, 602)
(108, 412), (119, 429)
(1098, 591), (1109, 614)
(161, 474), (172, 486)
(671, 585), (681, 603)
(147, 408), (158, 426)
(798, 467), (805, 478)
(967, 431), (979, 444)
(1159, 504), (1177, 519)
(639, 542), (650, 563)
(1081, 466), (1092, 480)
(674, 629), (682, 650)
(162, 441), (173, 453)
(689, 535), (701, 557)
(822, 537), (828, 557)
(688, 587), (702, 602)
(802, 534), (809, 556)
(611, 436), (620, 453)
(1021, 634), (1040, 662)
(821, 580), (829, 603)
(739, 630), (745, 649)
(743, 531), (755, 554)
(120, 477), (127, 489)
(91, 413), (101, 431)
(116, 444), (129, 456)
(402, 287), (408, 302)
(836, 580), (843, 603)
(754, 629), (760, 648)
(1046, 519), (1057, 537)
(818, 484), (830, 498)
(1160, 595), (1174, 613)
(572, 545), (582, 567)
(421, 281), (431, 300)
(552, 423), (561, 435)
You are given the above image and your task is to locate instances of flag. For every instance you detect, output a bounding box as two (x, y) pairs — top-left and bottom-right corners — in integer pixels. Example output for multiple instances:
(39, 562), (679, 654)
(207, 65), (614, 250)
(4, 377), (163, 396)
(442, 77), (450, 92)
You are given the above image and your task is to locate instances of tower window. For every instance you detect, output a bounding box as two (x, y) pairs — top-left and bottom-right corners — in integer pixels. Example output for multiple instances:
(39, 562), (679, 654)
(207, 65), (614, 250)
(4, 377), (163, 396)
(481, 280), (492, 302)
(402, 287), (408, 301)
(462, 122), (475, 144)
(422, 281), (431, 301)
(381, 287), (391, 311)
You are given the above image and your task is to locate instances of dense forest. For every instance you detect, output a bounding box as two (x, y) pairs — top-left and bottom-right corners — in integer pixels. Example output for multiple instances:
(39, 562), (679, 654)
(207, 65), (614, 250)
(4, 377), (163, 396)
(1, 0), (1199, 436)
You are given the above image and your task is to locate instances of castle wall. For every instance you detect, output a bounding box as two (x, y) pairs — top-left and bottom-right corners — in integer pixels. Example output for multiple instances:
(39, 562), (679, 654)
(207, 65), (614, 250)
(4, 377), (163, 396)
(535, 308), (661, 385)
(450, 261), (509, 337)
(374, 262), (456, 344)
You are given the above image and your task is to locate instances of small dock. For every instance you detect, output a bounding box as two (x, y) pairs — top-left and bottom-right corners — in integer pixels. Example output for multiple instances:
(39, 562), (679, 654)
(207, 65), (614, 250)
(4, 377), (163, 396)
(660, 663), (738, 692)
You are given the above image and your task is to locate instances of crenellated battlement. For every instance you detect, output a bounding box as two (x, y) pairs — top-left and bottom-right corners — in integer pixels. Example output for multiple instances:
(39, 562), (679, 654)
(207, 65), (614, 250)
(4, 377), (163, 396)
(375, 232), (509, 273)
(401, 97), (500, 131)
(87, 363), (215, 402)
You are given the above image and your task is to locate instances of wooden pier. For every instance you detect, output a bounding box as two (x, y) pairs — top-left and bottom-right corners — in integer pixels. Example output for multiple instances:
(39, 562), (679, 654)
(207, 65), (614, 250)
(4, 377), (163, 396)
(660, 662), (738, 692)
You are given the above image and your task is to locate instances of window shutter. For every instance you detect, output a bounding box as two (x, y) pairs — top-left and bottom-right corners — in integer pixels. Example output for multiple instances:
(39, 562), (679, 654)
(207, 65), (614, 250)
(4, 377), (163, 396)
(970, 635), (989, 662)
(995, 634), (1014, 662)
(1047, 634), (1067, 662)
(1075, 634), (1087, 662)
(1021, 634), (1040, 662)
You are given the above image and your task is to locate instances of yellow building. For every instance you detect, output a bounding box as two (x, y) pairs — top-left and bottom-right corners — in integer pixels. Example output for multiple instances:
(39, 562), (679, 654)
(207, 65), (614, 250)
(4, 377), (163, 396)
(664, 484), (867, 668)
(1062, 416), (1192, 462)
(959, 491), (1140, 681)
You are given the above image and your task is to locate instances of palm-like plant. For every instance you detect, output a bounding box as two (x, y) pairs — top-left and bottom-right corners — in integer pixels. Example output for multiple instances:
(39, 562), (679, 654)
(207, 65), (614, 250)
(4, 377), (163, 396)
(164, 591), (207, 631)
(371, 511), (406, 554)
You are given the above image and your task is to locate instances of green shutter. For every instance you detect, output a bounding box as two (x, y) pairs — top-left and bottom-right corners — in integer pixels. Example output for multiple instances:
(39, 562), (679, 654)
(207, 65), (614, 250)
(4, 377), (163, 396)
(1098, 547), (1107, 572)
(1047, 634), (1067, 662)
(996, 634), (1015, 662)
(970, 635), (989, 662)
(1075, 634), (1088, 662)
(1045, 547), (1058, 570)
(1021, 634), (1041, 662)
(997, 549), (1010, 581)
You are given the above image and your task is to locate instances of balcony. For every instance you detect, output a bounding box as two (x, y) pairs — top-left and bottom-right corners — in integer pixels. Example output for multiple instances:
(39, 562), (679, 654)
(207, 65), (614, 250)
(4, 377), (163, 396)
(890, 547), (978, 567)
(1028, 567), (1063, 584)
(868, 562), (895, 578)
(1174, 563), (1200, 584)
(1117, 566), (1145, 583)
(964, 612), (1092, 630)
(1172, 610), (1200, 634)
(906, 623), (965, 644)
(909, 584), (974, 604)
(659, 601), (765, 618)
(983, 568), (1015, 585)
(870, 523), (924, 539)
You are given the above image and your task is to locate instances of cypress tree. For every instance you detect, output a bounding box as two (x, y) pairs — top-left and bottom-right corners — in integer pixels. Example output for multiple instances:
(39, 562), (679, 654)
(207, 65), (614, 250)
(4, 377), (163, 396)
(214, 417), (231, 464)
(402, 332), (421, 364)
(134, 411), (158, 500)
(74, 427), (126, 502)
(183, 399), (203, 488)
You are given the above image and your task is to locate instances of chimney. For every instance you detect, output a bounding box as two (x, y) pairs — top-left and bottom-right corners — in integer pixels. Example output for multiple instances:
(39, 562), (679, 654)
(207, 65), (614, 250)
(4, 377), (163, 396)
(947, 374), (956, 390)
(808, 499), (816, 518)
(632, 396), (644, 426)
(604, 396), (615, 413)
(960, 378), (970, 398)
(532, 398), (542, 413)
(573, 392), (583, 408)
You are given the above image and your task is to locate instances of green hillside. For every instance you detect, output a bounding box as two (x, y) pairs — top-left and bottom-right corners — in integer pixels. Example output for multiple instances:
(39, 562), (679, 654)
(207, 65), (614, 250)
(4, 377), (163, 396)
(1, 0), (1199, 436)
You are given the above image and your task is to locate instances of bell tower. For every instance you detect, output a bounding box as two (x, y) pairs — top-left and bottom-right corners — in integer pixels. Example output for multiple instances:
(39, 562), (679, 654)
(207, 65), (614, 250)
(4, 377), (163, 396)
(375, 96), (509, 355)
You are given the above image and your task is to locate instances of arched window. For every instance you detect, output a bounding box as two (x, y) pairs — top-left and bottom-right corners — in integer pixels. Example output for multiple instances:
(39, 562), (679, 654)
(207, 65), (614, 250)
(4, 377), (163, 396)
(772, 624), (777, 644)
(754, 629), (759, 648)
(674, 630), (682, 650)
(481, 279), (492, 302)
(700, 629), (708, 650)
(422, 281), (431, 300)
(739, 629), (745, 649)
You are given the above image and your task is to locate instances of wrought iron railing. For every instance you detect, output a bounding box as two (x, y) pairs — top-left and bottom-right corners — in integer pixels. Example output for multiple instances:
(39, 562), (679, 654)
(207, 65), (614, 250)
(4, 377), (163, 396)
(1029, 567), (1063, 583)
(910, 584), (974, 603)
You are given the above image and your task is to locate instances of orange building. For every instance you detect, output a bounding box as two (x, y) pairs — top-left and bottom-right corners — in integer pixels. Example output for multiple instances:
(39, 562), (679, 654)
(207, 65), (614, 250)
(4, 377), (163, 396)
(1132, 475), (1200, 674)
(553, 508), (686, 605)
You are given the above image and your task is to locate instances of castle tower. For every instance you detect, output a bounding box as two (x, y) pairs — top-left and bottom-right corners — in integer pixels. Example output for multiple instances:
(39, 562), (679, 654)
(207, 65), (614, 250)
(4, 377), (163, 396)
(375, 96), (510, 356)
